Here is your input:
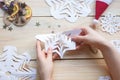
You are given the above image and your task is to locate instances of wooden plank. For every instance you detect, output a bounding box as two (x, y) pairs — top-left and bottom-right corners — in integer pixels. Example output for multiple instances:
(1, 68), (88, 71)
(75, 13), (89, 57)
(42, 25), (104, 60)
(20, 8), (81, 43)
(26, 0), (120, 16)
(30, 59), (110, 80)
(0, 0), (120, 17)
(0, 17), (120, 59)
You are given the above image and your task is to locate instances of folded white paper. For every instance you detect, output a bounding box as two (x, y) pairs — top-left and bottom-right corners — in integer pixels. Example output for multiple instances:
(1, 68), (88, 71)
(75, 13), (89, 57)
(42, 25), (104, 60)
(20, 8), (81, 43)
(36, 33), (76, 58)
(36, 29), (82, 58)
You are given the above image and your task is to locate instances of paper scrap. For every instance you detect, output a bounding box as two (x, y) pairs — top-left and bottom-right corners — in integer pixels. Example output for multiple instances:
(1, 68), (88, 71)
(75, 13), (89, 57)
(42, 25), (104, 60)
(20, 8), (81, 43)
(111, 40), (120, 52)
(98, 76), (111, 80)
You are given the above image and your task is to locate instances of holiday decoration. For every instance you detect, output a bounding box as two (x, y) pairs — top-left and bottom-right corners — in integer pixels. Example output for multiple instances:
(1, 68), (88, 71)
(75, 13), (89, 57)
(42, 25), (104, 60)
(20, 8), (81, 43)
(91, 0), (112, 28)
(100, 12), (120, 34)
(36, 29), (82, 58)
(0, 0), (32, 28)
(45, 0), (94, 22)
(36, 33), (76, 58)
(0, 46), (36, 80)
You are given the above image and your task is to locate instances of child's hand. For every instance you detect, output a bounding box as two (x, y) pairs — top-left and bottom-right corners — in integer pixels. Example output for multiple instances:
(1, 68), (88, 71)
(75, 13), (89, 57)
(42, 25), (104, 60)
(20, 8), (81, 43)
(72, 27), (108, 50)
(36, 40), (53, 80)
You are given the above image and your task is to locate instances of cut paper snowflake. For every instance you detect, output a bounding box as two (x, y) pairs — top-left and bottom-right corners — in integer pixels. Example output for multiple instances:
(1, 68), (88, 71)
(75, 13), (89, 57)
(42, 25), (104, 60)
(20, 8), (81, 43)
(0, 46), (36, 80)
(36, 33), (76, 58)
(111, 40), (120, 52)
(98, 76), (111, 80)
(0, 74), (36, 80)
(45, 0), (94, 22)
(36, 29), (82, 58)
(100, 13), (120, 34)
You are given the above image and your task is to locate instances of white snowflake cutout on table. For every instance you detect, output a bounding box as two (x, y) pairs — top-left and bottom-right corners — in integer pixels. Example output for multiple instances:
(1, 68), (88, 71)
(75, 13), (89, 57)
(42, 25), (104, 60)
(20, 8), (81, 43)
(98, 76), (111, 80)
(100, 12), (120, 34)
(111, 40), (120, 52)
(0, 46), (36, 80)
(45, 0), (94, 22)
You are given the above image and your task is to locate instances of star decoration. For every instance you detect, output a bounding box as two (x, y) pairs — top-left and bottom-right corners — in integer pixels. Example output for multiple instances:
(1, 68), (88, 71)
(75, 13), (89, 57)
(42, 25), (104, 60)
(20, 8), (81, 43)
(3, 24), (8, 29)
(48, 25), (51, 28)
(58, 25), (61, 28)
(8, 27), (13, 31)
(51, 30), (55, 33)
(35, 22), (40, 27)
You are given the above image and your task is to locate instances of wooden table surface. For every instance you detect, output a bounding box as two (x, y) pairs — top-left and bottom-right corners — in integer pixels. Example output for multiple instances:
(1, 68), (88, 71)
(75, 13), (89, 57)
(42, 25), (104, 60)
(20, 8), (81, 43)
(0, 0), (120, 80)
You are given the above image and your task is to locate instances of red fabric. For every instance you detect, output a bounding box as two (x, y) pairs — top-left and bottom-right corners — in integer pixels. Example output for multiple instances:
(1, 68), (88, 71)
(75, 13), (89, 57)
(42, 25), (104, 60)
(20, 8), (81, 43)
(95, 1), (108, 20)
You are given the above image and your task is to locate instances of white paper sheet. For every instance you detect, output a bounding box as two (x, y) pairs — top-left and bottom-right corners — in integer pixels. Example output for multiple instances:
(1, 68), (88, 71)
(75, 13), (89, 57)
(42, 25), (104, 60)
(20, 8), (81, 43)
(45, 0), (94, 22)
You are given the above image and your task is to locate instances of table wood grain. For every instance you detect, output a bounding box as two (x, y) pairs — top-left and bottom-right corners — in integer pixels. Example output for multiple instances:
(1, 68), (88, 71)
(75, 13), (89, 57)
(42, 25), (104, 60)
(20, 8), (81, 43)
(0, 0), (120, 79)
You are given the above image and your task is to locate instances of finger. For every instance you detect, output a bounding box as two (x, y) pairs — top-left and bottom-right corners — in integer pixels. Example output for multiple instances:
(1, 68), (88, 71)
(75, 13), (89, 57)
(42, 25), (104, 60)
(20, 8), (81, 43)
(36, 40), (43, 58)
(80, 27), (94, 34)
(52, 53), (60, 60)
(76, 42), (85, 50)
(80, 28), (87, 35)
(42, 49), (47, 57)
(90, 24), (97, 29)
(76, 45), (80, 50)
(47, 47), (53, 60)
(36, 40), (41, 53)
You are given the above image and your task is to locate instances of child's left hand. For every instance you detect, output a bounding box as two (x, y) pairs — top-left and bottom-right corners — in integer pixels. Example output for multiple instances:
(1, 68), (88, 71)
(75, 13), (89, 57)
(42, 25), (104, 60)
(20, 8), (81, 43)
(36, 40), (53, 80)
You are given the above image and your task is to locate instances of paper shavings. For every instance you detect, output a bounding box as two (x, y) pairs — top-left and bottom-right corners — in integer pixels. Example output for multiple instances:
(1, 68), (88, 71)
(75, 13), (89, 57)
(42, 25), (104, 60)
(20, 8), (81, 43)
(0, 46), (36, 80)
(45, 0), (94, 22)
(36, 33), (76, 58)
(98, 76), (111, 80)
(111, 40), (120, 52)
(100, 12), (120, 34)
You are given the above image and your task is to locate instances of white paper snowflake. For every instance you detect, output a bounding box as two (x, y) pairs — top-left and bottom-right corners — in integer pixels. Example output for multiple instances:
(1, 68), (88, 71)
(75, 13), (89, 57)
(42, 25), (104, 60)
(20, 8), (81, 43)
(98, 76), (111, 80)
(111, 40), (120, 52)
(0, 46), (36, 80)
(36, 33), (76, 58)
(45, 0), (94, 22)
(0, 74), (36, 80)
(100, 13), (120, 34)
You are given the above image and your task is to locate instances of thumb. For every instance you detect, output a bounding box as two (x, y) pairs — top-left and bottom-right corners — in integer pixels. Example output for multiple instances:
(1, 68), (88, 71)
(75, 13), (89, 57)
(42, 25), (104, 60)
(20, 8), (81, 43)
(47, 47), (53, 60)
